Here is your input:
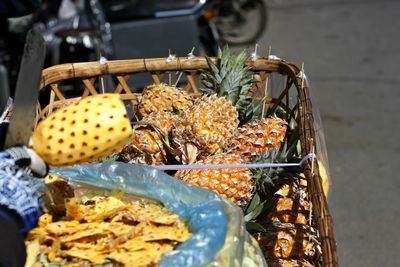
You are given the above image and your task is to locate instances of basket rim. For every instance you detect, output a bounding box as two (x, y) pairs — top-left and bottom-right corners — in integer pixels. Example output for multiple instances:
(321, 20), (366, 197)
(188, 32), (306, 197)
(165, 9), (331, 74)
(40, 57), (299, 90)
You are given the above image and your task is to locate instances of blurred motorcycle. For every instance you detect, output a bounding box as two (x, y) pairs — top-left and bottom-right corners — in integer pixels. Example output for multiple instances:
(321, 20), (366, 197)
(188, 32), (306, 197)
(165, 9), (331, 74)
(0, 0), (267, 102)
(0, 0), (221, 99)
(204, 0), (267, 45)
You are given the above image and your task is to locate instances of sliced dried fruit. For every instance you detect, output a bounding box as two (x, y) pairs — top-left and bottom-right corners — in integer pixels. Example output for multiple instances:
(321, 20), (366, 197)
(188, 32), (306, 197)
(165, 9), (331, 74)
(137, 224), (191, 242)
(109, 243), (174, 267)
(61, 247), (105, 264)
(26, 194), (191, 266)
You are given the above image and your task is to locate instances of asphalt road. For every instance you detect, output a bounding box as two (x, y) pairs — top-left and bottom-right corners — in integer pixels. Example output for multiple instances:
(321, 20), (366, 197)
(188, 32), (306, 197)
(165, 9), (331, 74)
(236, 0), (400, 266)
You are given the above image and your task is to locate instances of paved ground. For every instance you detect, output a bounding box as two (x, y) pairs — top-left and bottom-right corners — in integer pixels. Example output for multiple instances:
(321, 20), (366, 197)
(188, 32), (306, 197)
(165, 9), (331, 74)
(237, 0), (400, 265)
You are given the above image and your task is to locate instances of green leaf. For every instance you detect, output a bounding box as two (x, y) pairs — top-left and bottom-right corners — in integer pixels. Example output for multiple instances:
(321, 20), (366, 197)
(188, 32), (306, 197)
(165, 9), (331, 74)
(245, 193), (260, 214)
(244, 200), (267, 222)
(201, 45), (256, 123)
(245, 221), (266, 232)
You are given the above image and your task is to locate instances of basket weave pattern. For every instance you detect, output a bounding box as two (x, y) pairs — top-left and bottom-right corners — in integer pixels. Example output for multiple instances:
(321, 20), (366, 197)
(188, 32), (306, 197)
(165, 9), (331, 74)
(37, 57), (338, 266)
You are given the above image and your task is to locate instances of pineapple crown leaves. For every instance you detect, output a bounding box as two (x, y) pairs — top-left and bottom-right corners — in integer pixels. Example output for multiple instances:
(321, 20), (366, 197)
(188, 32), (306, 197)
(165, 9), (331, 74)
(251, 129), (302, 196)
(240, 99), (264, 125)
(201, 46), (257, 124)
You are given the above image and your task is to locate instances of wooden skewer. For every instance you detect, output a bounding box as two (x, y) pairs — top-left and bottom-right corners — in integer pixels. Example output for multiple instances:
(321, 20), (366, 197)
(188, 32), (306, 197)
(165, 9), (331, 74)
(309, 137), (315, 228)
(250, 43), (259, 62)
(99, 53), (106, 94)
(175, 47), (196, 87)
(260, 46), (272, 117)
(262, 75), (269, 118)
(300, 62), (305, 89)
(169, 49), (172, 85)
(310, 137), (315, 175)
(309, 201), (313, 229)
(174, 72), (183, 87)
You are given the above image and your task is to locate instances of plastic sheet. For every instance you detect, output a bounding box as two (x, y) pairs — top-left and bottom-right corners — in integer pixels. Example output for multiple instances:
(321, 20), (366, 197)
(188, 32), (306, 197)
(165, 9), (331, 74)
(267, 71), (331, 195)
(51, 162), (267, 267)
(302, 75), (331, 194)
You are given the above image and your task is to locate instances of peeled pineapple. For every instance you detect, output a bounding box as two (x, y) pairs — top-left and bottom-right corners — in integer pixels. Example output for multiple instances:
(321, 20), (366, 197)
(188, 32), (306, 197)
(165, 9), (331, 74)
(32, 94), (131, 166)
(175, 153), (254, 206)
(137, 83), (193, 119)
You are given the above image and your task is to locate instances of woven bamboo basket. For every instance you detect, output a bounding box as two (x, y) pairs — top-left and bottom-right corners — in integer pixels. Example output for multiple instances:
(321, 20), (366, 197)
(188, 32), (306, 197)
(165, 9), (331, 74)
(36, 56), (338, 266)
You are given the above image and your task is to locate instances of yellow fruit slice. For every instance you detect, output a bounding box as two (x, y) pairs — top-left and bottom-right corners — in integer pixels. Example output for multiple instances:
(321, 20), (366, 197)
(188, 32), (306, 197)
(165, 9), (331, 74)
(32, 94), (131, 166)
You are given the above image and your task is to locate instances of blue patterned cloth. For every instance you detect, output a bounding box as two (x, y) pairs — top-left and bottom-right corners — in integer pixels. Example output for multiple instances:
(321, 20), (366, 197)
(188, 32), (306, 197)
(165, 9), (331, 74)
(0, 148), (44, 234)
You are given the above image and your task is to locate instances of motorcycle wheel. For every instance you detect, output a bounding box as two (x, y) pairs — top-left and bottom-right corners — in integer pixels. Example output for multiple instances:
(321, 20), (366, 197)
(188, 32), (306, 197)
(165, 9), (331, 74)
(216, 0), (267, 45)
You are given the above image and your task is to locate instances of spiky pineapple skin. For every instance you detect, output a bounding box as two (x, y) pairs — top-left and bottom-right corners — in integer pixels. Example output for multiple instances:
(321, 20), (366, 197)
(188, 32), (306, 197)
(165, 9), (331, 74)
(172, 95), (239, 163)
(137, 83), (193, 118)
(121, 111), (177, 165)
(175, 154), (254, 206)
(229, 117), (287, 161)
(254, 222), (318, 263)
(264, 180), (310, 225)
(32, 94), (131, 166)
(244, 127), (319, 266)
(267, 258), (314, 267)
(259, 179), (318, 266)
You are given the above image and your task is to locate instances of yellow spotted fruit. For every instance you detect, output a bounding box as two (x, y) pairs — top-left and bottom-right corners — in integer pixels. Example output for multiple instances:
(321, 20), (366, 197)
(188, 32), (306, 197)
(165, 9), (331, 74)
(32, 94), (131, 166)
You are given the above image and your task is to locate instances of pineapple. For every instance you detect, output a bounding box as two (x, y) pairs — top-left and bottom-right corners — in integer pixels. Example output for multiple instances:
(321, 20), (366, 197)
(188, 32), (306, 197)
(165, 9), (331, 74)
(244, 131), (321, 266)
(172, 95), (239, 163)
(172, 46), (255, 164)
(32, 94), (131, 166)
(175, 153), (254, 206)
(137, 83), (193, 119)
(268, 183), (310, 225)
(120, 111), (177, 165)
(253, 222), (319, 266)
(266, 259), (314, 267)
(229, 117), (288, 161)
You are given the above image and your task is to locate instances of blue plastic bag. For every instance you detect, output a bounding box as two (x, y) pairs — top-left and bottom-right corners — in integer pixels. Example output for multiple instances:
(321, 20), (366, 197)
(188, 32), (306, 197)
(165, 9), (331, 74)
(51, 162), (266, 267)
